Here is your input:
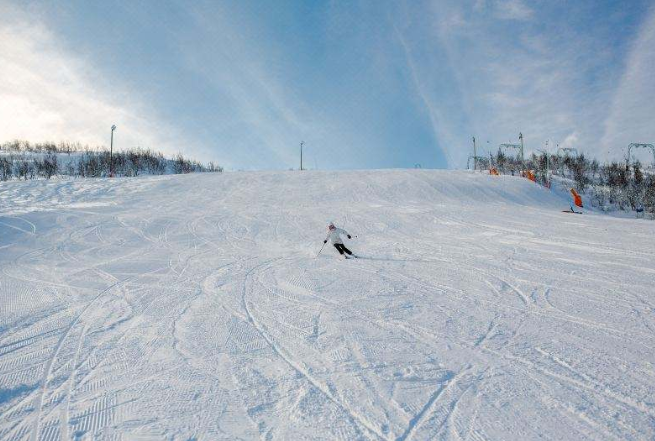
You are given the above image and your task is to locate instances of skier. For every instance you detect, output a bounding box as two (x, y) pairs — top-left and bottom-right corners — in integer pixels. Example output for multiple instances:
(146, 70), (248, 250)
(323, 223), (356, 258)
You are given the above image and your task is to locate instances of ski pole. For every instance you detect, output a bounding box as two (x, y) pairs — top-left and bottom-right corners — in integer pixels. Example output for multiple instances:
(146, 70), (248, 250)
(316, 242), (326, 257)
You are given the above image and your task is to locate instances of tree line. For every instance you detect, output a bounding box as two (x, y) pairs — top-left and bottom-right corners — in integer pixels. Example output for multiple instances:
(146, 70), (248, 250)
(479, 149), (655, 217)
(0, 140), (222, 181)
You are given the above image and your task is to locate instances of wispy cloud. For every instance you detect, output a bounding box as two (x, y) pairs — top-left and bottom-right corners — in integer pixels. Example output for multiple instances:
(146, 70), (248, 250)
(0, 4), (197, 159)
(601, 5), (655, 159)
(386, 0), (648, 165)
(493, 0), (534, 21)
(559, 132), (579, 151)
(392, 23), (455, 166)
(1, 0), (652, 170)
(169, 3), (329, 169)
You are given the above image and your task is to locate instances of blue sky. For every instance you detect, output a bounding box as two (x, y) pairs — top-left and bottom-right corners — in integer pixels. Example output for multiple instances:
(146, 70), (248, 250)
(1, 0), (654, 169)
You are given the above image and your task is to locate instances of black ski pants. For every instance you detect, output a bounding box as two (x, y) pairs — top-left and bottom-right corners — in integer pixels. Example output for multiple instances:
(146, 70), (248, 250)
(334, 243), (353, 255)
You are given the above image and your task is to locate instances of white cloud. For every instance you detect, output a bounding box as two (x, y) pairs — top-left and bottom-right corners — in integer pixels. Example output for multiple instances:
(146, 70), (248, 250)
(172, 5), (327, 169)
(559, 132), (579, 151)
(601, 6), (655, 161)
(493, 0), (534, 21)
(473, 0), (487, 12)
(392, 23), (456, 166)
(394, 0), (570, 164)
(393, 0), (641, 165)
(0, 5), (197, 159)
(3, 0), (650, 171)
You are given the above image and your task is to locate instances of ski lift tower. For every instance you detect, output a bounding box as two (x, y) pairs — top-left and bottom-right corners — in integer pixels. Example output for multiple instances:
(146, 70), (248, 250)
(625, 143), (655, 167)
(499, 143), (523, 156)
(499, 143), (522, 160)
(557, 147), (578, 157)
(472, 136), (477, 170)
(498, 133), (525, 170)
(468, 136), (487, 170)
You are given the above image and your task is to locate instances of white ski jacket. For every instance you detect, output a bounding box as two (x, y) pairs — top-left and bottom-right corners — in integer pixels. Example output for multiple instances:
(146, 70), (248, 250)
(325, 228), (350, 245)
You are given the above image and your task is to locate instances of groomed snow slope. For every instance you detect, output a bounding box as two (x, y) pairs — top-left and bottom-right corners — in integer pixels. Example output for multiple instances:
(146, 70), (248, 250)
(1, 170), (654, 441)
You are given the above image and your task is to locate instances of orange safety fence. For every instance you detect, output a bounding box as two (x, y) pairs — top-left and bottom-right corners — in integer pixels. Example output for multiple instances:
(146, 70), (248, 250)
(489, 168), (499, 176)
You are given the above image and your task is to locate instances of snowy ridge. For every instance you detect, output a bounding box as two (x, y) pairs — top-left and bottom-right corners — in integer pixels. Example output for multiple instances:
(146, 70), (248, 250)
(1, 170), (654, 440)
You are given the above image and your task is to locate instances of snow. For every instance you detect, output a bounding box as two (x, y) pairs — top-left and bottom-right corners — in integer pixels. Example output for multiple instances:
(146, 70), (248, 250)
(1, 169), (654, 440)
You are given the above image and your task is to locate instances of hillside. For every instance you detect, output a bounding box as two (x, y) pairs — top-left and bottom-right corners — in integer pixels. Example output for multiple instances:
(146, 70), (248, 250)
(1, 170), (654, 440)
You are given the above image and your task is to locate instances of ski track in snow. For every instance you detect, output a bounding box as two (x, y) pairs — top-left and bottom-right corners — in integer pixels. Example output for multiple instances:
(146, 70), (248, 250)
(1, 170), (654, 440)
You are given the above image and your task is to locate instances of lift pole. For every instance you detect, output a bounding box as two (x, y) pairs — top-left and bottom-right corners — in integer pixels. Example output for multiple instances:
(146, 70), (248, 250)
(473, 137), (477, 171)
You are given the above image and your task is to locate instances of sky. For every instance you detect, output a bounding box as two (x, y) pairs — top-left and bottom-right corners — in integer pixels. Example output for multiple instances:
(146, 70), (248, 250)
(1, 0), (654, 170)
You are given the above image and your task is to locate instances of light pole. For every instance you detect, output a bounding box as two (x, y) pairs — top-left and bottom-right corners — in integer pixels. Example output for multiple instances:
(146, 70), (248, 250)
(110, 125), (116, 177)
(472, 136), (477, 171)
(518, 132), (525, 165)
(300, 141), (304, 171)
